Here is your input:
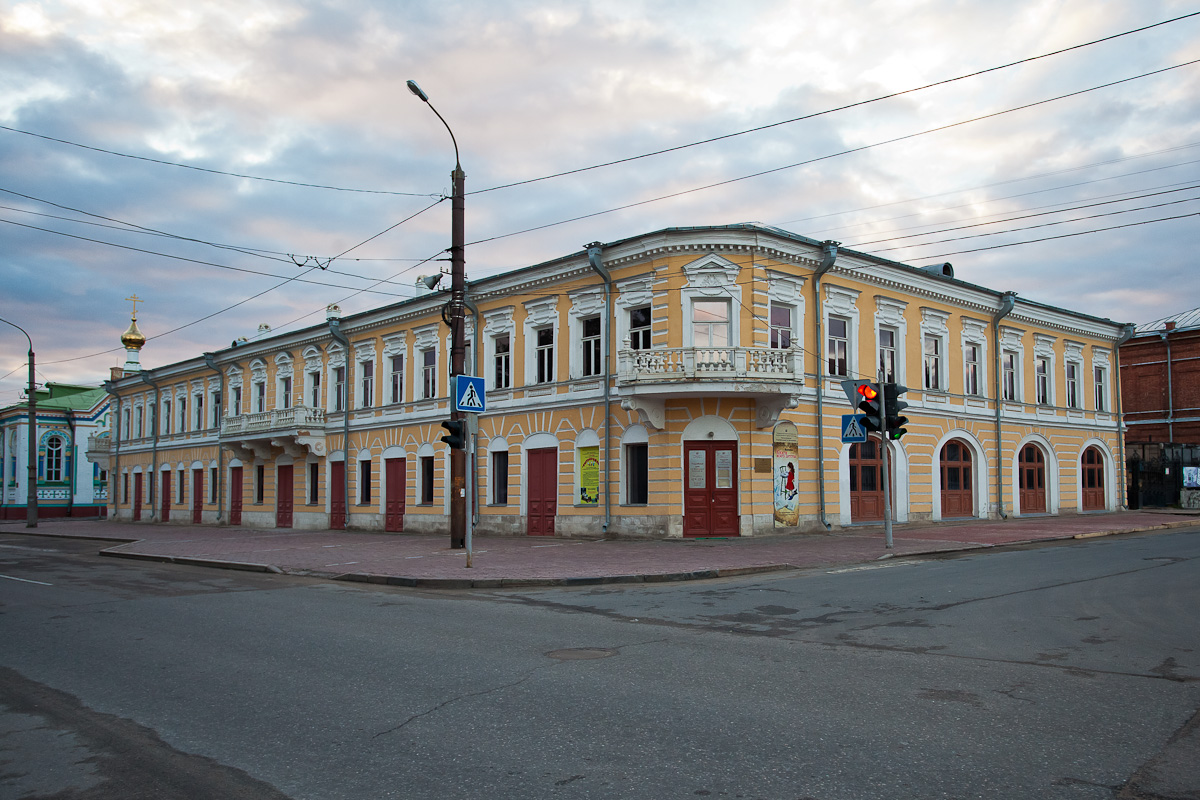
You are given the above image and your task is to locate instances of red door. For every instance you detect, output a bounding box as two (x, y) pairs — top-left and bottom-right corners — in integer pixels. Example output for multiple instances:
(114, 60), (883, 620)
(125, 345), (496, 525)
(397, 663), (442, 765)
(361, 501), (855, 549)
(161, 471), (171, 522)
(683, 441), (740, 536)
(385, 458), (406, 532)
(133, 473), (143, 521)
(230, 466), (243, 526)
(849, 440), (885, 522)
(331, 461), (346, 530)
(527, 447), (558, 536)
(1018, 444), (1047, 513)
(276, 464), (294, 528)
(940, 440), (973, 518)
(1081, 446), (1105, 511)
(192, 469), (203, 523)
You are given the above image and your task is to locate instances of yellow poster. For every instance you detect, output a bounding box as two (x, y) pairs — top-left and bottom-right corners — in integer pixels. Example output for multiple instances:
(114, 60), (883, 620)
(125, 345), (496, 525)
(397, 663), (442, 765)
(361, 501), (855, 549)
(579, 446), (599, 505)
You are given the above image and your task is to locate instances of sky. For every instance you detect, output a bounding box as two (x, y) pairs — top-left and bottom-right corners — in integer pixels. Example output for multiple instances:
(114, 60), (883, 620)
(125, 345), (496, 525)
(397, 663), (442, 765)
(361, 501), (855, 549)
(2, 0), (1199, 404)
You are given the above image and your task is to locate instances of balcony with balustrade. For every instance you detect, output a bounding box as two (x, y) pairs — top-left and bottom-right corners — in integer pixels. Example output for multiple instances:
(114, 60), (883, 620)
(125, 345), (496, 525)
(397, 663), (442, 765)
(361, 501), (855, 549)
(220, 405), (328, 461)
(616, 343), (807, 430)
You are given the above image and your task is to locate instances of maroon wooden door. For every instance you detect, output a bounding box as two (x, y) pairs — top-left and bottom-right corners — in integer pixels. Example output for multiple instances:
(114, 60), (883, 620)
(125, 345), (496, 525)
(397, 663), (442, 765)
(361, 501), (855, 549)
(527, 447), (558, 536)
(161, 471), (171, 522)
(133, 473), (143, 521)
(849, 440), (885, 522)
(330, 461), (346, 530)
(1018, 444), (1047, 513)
(230, 466), (243, 526)
(385, 458), (406, 532)
(683, 441), (740, 536)
(1081, 446), (1105, 511)
(940, 440), (973, 518)
(192, 469), (203, 523)
(276, 464), (294, 528)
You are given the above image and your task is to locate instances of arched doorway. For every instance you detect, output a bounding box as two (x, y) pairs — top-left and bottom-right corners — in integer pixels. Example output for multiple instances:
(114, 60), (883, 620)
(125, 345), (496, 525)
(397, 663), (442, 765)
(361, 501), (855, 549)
(940, 439), (973, 518)
(1081, 446), (1106, 511)
(849, 440), (885, 522)
(1018, 444), (1047, 513)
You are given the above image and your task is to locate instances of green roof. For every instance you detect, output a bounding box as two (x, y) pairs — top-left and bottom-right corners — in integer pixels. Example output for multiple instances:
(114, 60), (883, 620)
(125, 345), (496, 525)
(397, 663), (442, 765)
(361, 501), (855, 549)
(5, 383), (107, 413)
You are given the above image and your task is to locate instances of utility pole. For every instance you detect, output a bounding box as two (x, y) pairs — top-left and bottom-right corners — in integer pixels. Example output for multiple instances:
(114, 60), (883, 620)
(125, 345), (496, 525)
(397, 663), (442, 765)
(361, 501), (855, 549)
(878, 371), (892, 549)
(1, 318), (37, 528)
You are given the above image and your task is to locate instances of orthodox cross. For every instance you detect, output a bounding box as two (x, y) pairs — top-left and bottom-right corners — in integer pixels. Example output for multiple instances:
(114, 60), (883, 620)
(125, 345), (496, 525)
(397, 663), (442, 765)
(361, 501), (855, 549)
(125, 294), (142, 319)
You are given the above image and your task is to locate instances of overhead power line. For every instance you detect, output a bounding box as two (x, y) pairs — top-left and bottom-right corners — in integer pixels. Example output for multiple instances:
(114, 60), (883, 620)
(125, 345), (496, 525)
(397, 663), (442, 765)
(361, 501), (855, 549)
(470, 11), (1200, 194)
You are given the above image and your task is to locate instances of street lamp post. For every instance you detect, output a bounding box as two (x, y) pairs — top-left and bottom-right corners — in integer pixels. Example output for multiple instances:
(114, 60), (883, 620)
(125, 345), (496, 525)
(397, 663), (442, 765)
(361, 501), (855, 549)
(1, 317), (38, 528)
(408, 79), (467, 550)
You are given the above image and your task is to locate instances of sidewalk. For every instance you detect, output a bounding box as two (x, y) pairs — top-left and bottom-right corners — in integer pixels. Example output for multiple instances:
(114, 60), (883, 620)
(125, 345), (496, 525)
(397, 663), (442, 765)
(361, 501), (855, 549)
(3, 510), (1197, 589)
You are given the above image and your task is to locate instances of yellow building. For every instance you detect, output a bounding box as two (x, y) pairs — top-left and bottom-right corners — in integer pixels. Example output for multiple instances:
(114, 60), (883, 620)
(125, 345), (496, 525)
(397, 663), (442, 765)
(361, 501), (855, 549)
(103, 224), (1131, 536)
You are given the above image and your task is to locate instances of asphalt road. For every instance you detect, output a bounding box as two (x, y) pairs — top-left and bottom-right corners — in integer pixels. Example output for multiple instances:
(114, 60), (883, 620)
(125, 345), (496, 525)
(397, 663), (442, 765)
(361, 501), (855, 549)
(1, 528), (1197, 800)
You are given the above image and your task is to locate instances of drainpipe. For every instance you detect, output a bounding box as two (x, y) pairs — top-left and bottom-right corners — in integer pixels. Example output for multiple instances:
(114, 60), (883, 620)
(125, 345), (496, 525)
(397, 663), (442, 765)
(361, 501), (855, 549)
(1115, 323), (1136, 509)
(991, 291), (1017, 519)
(813, 240), (840, 530)
(66, 413), (75, 517)
(327, 309), (351, 529)
(464, 294), (482, 529)
(139, 371), (159, 520)
(203, 352), (224, 523)
(586, 242), (613, 537)
(1160, 325), (1175, 443)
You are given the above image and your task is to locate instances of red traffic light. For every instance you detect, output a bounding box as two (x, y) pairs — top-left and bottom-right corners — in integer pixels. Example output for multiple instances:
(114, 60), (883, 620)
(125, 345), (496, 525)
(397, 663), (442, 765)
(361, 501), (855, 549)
(857, 384), (878, 401)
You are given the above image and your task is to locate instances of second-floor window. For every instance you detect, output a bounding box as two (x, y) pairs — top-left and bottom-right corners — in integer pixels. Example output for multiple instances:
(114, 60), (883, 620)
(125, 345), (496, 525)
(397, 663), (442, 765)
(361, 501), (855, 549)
(494, 335), (511, 389)
(827, 317), (848, 377)
(582, 317), (601, 377)
(1002, 352), (1017, 401)
(389, 355), (404, 404)
(879, 329), (896, 383)
(536, 328), (554, 383)
(1095, 366), (1106, 412)
(630, 306), (651, 350)
(360, 361), (374, 408)
(254, 381), (266, 413)
(179, 398), (187, 433)
(693, 301), (730, 349)
(162, 400), (171, 435)
(194, 393), (204, 429)
(308, 370), (321, 407)
(333, 367), (346, 412)
(1036, 358), (1050, 405)
(1066, 363), (1079, 408)
(965, 344), (980, 396)
(210, 390), (222, 427)
(770, 306), (793, 349)
(923, 335), (941, 391)
(231, 386), (243, 416)
(279, 376), (292, 409)
(422, 350), (437, 399)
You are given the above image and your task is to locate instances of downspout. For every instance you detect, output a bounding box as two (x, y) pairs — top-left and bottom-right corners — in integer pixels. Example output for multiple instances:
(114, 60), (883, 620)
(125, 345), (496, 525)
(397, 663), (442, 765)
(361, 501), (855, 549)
(586, 242), (613, 536)
(139, 371), (159, 520)
(1115, 323), (1136, 509)
(1160, 326), (1175, 442)
(813, 240), (840, 531)
(464, 294), (481, 528)
(66, 413), (75, 517)
(203, 353), (224, 523)
(327, 312), (351, 529)
(991, 291), (1017, 519)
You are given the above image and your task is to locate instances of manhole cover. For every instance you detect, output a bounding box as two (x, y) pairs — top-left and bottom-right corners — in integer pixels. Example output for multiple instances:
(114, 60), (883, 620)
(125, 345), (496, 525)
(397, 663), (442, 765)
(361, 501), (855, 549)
(546, 647), (618, 661)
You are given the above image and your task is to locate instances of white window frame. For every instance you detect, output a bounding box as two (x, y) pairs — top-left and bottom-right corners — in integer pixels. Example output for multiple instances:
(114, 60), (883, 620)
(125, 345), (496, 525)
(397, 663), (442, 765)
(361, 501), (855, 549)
(878, 327), (898, 383)
(275, 353), (293, 410)
(568, 287), (605, 381)
(919, 307), (950, 393)
(999, 327), (1025, 404)
(1092, 348), (1112, 413)
(302, 346), (323, 408)
(523, 296), (559, 388)
(382, 333), (407, 406)
(1065, 361), (1080, 409)
(823, 285), (860, 381)
(615, 274), (655, 353)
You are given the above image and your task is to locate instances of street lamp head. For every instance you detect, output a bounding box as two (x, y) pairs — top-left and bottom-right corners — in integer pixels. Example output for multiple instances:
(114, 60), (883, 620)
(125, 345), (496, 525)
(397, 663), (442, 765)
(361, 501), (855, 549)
(406, 80), (429, 103)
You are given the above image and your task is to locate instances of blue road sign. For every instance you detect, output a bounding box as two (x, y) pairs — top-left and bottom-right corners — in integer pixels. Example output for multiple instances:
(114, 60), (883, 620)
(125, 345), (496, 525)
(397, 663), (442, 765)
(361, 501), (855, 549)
(454, 375), (486, 413)
(841, 414), (868, 443)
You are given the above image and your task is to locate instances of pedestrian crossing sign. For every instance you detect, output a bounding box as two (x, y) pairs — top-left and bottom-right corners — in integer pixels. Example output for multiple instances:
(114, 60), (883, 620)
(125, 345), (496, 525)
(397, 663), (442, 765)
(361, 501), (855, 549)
(841, 414), (868, 443)
(454, 375), (486, 413)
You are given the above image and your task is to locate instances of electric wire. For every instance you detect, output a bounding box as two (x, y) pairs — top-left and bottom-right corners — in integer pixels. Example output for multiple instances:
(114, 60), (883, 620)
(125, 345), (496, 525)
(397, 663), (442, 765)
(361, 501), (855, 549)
(464, 58), (1200, 248)
(469, 12), (1200, 195)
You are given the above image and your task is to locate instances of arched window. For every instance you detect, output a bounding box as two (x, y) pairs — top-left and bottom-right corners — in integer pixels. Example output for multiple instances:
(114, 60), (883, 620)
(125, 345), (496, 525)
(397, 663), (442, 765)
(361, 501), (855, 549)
(44, 435), (65, 482)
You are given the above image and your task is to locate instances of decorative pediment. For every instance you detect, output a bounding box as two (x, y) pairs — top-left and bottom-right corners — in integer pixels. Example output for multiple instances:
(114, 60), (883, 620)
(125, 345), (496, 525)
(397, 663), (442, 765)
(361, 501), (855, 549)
(523, 296), (558, 328)
(876, 297), (908, 328)
(682, 253), (740, 291)
(483, 307), (515, 335)
(569, 286), (604, 317)
(616, 275), (654, 308)
(767, 271), (807, 305)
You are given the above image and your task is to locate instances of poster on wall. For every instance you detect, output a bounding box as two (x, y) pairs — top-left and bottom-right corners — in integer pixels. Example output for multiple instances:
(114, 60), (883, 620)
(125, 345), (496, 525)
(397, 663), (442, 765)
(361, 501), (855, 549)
(773, 420), (800, 527)
(579, 446), (599, 504)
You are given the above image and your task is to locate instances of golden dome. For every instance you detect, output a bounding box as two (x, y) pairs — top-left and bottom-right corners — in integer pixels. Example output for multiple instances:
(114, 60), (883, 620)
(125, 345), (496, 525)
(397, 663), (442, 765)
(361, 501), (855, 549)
(121, 317), (146, 350)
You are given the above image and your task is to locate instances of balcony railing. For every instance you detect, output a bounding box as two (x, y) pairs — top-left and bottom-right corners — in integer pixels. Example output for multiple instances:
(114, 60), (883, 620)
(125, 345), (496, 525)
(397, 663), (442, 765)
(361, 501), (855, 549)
(221, 406), (326, 437)
(618, 346), (804, 383)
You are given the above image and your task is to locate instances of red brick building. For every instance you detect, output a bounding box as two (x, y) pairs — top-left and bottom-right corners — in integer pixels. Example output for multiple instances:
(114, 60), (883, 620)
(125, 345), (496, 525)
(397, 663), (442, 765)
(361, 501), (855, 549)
(1120, 309), (1200, 446)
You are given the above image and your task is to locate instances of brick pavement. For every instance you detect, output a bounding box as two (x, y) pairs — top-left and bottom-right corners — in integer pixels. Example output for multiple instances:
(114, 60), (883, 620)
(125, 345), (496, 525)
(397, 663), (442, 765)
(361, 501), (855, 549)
(2, 510), (1196, 589)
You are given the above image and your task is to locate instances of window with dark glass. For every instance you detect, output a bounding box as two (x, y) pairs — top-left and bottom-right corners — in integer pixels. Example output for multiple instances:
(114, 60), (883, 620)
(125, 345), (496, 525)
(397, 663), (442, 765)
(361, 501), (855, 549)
(423, 349), (437, 399)
(629, 306), (651, 350)
(923, 335), (941, 390)
(334, 366), (346, 411)
(308, 462), (319, 504)
(770, 306), (792, 349)
(420, 456), (434, 504)
(827, 317), (848, 377)
(582, 316), (601, 377)
(390, 355), (404, 404)
(494, 335), (511, 389)
(359, 459), (371, 504)
(1002, 352), (1017, 401)
(965, 344), (980, 396)
(1036, 358), (1049, 404)
(879, 329), (896, 383)
(627, 443), (649, 504)
(491, 450), (509, 504)
(536, 328), (554, 383)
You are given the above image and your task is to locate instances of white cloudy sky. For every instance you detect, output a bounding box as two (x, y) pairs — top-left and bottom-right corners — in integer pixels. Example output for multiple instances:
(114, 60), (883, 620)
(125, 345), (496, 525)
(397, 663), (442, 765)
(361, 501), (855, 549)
(2, 0), (1199, 403)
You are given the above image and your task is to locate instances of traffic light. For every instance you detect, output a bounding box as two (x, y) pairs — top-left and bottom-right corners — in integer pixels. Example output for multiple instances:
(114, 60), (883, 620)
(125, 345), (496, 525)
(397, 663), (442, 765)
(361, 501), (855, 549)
(856, 382), (883, 433)
(440, 419), (466, 449)
(884, 383), (910, 440)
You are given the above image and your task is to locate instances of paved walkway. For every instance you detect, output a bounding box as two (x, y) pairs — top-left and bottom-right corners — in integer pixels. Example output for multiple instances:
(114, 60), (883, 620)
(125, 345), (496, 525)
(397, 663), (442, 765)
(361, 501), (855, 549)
(3, 510), (1197, 588)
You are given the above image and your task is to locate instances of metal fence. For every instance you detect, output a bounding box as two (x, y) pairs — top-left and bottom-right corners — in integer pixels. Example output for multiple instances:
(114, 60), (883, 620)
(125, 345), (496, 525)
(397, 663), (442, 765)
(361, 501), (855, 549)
(1127, 442), (1200, 508)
